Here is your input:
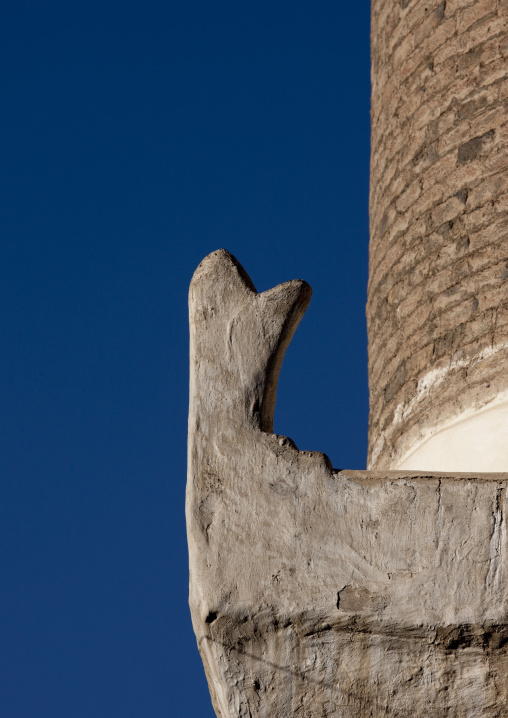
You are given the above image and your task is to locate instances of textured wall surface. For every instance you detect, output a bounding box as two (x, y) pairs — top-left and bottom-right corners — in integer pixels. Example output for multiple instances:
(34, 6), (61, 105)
(368, 0), (508, 468)
(188, 251), (508, 717)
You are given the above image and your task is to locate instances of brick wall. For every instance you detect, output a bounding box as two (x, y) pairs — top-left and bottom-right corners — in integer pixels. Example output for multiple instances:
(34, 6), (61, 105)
(368, 0), (508, 468)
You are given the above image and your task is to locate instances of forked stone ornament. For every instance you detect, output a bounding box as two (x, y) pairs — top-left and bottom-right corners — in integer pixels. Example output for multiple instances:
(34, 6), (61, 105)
(187, 250), (508, 717)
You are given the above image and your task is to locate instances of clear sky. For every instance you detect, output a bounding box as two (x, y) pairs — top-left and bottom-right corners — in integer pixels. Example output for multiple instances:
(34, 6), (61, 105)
(1, 1), (370, 715)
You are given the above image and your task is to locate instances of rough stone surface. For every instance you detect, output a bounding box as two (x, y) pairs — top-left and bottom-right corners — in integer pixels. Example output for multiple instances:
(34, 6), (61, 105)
(187, 250), (508, 717)
(368, 0), (508, 469)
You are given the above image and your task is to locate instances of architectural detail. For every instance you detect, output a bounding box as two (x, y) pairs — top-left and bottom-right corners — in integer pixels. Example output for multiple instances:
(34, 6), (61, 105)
(187, 250), (508, 716)
(368, 0), (508, 470)
(187, 0), (508, 712)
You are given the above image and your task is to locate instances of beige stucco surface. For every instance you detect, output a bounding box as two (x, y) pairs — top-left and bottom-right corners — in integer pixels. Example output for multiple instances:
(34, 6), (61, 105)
(187, 250), (508, 717)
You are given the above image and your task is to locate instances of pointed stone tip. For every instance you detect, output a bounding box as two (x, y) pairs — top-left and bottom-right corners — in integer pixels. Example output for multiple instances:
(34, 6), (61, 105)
(191, 248), (257, 293)
(260, 277), (312, 316)
(203, 248), (236, 265)
(292, 278), (313, 305)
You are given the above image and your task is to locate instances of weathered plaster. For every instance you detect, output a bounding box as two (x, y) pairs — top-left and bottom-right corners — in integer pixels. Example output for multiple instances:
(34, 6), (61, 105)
(187, 250), (508, 717)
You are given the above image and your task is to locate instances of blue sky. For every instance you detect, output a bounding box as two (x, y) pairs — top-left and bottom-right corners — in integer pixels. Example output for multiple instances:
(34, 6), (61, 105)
(1, 1), (370, 715)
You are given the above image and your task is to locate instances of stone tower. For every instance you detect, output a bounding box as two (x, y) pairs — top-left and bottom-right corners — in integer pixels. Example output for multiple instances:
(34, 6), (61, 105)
(368, 0), (508, 471)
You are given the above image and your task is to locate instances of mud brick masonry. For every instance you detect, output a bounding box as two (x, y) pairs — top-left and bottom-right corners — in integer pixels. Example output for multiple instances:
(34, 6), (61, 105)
(368, 0), (508, 469)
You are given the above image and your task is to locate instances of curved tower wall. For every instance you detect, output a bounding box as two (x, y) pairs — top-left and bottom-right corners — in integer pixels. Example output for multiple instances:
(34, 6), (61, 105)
(368, 0), (508, 470)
